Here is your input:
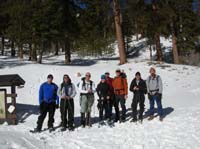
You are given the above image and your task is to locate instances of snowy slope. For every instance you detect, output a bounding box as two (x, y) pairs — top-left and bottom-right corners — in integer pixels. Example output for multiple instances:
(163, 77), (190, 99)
(0, 39), (200, 149)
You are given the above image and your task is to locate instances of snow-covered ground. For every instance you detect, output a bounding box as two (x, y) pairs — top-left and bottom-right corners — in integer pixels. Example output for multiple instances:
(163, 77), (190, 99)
(0, 38), (200, 149)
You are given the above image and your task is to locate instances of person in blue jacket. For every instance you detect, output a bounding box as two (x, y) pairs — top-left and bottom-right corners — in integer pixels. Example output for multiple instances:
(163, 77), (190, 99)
(32, 74), (59, 133)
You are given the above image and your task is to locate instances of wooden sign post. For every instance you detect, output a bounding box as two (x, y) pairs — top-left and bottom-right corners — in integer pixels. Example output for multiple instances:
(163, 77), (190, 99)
(0, 74), (25, 125)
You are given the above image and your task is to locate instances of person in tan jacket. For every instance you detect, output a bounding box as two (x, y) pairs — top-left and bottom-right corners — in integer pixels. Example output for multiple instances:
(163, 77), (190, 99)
(112, 69), (128, 122)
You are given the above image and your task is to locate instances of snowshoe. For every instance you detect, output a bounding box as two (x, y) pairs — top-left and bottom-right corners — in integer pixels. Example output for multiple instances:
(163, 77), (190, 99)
(148, 115), (154, 121)
(30, 128), (41, 133)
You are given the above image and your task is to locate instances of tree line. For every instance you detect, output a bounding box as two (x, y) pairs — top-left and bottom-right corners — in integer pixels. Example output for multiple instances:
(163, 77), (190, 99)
(0, 0), (199, 65)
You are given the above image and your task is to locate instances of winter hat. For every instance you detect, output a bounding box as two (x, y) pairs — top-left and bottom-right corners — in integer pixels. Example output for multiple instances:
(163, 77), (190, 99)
(101, 75), (106, 80)
(47, 74), (53, 79)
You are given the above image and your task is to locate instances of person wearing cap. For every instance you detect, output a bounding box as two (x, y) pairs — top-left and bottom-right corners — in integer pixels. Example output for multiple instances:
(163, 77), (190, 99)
(32, 74), (59, 133)
(112, 69), (128, 122)
(58, 74), (77, 131)
(78, 72), (96, 127)
(146, 67), (163, 121)
(96, 75), (112, 124)
(130, 72), (147, 123)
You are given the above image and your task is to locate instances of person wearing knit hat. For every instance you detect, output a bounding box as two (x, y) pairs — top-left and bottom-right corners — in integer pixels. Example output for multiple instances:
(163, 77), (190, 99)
(96, 74), (112, 125)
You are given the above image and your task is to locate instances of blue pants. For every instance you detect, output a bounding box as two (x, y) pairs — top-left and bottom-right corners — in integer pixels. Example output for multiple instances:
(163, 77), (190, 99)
(149, 95), (163, 116)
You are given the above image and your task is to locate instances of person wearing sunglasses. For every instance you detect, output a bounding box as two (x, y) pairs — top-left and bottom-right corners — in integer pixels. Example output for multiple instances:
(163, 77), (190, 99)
(78, 72), (96, 127)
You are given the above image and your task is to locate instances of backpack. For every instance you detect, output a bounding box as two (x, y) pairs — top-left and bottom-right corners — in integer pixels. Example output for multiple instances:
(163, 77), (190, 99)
(148, 75), (160, 90)
(82, 78), (93, 90)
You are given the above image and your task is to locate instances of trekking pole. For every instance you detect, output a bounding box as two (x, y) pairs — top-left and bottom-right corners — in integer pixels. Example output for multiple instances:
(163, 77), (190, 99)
(93, 96), (96, 123)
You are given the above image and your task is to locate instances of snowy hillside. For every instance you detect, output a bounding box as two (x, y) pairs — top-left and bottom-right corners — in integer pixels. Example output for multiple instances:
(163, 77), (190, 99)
(0, 40), (200, 149)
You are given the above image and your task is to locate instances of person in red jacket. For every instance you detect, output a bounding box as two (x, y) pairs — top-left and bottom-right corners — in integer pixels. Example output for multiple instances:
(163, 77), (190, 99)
(105, 72), (114, 120)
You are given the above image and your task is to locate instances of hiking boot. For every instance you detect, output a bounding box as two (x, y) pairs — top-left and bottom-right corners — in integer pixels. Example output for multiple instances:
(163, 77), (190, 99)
(159, 116), (163, 122)
(130, 118), (137, 123)
(114, 118), (119, 123)
(148, 115), (154, 121)
(61, 127), (67, 132)
(86, 112), (91, 127)
(30, 128), (41, 133)
(49, 127), (55, 133)
(68, 126), (75, 131)
(81, 113), (86, 128)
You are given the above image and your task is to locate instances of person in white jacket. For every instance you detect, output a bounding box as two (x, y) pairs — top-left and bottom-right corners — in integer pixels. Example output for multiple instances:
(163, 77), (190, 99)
(78, 72), (95, 127)
(58, 74), (76, 131)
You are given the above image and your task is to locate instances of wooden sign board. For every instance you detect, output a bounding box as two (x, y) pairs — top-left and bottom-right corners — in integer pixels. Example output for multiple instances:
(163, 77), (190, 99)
(0, 89), (6, 119)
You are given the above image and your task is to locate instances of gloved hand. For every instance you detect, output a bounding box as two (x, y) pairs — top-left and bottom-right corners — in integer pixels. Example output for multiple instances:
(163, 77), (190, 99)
(56, 104), (59, 109)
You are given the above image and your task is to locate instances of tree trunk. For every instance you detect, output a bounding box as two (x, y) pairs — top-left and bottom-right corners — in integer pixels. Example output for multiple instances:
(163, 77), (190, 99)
(38, 42), (44, 64)
(55, 41), (59, 56)
(149, 45), (153, 61)
(170, 21), (179, 64)
(155, 33), (162, 62)
(18, 44), (23, 59)
(64, 39), (71, 64)
(172, 33), (179, 64)
(31, 43), (37, 61)
(113, 0), (127, 65)
(135, 20), (139, 41)
(28, 43), (32, 61)
(11, 41), (15, 57)
(1, 36), (4, 55)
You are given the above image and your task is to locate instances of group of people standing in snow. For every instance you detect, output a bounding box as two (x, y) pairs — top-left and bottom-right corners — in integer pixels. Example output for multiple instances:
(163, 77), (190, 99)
(32, 67), (163, 133)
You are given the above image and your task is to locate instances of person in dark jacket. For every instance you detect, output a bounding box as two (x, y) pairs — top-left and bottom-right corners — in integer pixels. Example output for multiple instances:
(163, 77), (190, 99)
(96, 75), (111, 124)
(58, 74), (76, 131)
(32, 74), (59, 133)
(105, 72), (115, 120)
(130, 72), (147, 123)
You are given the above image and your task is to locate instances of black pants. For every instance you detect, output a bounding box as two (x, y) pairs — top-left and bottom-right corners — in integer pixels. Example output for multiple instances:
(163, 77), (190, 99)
(98, 99), (112, 121)
(131, 94), (145, 119)
(37, 102), (56, 130)
(114, 95), (126, 120)
(60, 98), (74, 128)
